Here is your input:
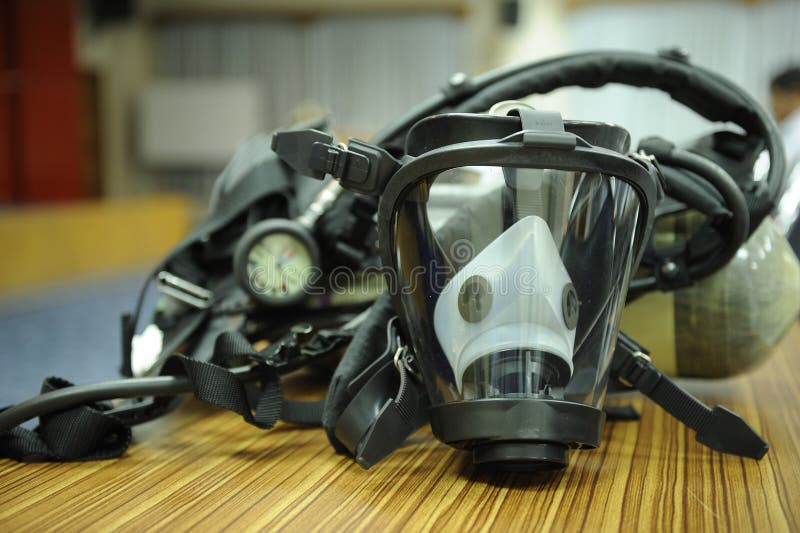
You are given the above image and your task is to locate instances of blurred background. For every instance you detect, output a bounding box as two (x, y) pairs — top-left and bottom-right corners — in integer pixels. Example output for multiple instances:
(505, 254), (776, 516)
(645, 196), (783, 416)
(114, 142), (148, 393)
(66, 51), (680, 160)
(1, 0), (799, 401)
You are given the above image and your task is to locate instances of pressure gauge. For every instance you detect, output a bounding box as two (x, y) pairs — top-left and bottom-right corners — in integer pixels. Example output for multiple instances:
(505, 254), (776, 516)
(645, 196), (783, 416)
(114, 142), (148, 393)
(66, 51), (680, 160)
(234, 219), (320, 306)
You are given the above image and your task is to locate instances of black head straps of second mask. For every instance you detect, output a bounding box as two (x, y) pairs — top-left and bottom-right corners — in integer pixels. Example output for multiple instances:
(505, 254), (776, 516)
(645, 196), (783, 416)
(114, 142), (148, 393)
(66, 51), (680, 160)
(371, 49), (786, 294)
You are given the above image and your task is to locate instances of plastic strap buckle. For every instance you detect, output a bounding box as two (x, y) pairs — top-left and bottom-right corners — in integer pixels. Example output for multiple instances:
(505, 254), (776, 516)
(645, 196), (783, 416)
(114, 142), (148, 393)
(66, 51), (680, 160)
(613, 349), (661, 394)
(272, 129), (400, 196)
(309, 142), (370, 184)
(254, 324), (353, 373)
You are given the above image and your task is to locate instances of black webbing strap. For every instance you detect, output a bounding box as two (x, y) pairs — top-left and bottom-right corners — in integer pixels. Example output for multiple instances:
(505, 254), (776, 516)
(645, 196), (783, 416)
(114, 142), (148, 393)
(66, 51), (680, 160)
(163, 335), (326, 428)
(0, 377), (132, 462)
(208, 331), (326, 426)
(611, 332), (768, 459)
(0, 332), (325, 463)
(160, 355), (282, 430)
(281, 400), (325, 426)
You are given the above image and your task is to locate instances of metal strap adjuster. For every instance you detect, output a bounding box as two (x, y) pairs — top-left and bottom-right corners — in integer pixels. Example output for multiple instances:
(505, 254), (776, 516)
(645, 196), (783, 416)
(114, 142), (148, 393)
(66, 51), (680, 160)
(157, 271), (214, 309)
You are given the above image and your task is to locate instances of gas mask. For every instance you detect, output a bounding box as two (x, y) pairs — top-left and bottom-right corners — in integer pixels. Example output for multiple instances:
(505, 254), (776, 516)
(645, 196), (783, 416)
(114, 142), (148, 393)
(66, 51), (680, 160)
(273, 106), (662, 469)
(392, 113), (654, 469)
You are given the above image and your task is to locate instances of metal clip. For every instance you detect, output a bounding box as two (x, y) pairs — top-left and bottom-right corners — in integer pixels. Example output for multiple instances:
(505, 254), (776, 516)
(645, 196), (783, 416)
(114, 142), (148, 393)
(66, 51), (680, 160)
(393, 345), (420, 380)
(157, 271), (214, 309)
(392, 346), (406, 372)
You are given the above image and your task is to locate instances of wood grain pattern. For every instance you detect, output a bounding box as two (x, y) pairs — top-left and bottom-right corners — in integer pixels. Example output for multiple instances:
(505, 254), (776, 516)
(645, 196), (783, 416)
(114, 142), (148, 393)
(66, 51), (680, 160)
(2, 325), (799, 532)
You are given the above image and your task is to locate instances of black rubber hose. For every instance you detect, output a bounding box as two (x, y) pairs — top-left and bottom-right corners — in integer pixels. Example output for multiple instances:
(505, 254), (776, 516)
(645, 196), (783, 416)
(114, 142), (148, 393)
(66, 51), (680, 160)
(450, 52), (785, 209)
(371, 51), (609, 146)
(629, 145), (750, 293)
(0, 365), (262, 432)
(661, 148), (750, 272)
(374, 51), (784, 227)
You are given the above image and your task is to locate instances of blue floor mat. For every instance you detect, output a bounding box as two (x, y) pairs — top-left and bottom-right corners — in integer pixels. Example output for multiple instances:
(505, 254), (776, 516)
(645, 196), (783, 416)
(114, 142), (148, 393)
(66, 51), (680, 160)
(0, 273), (145, 407)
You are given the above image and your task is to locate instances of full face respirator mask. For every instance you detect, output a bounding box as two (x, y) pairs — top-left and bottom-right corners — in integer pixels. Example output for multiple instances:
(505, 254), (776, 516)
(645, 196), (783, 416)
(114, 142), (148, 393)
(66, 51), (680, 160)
(380, 109), (657, 469)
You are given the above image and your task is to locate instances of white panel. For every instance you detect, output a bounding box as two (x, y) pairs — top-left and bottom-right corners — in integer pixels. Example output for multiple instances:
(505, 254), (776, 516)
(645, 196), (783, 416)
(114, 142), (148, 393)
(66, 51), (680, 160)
(304, 14), (467, 134)
(138, 80), (263, 167)
(147, 15), (467, 193)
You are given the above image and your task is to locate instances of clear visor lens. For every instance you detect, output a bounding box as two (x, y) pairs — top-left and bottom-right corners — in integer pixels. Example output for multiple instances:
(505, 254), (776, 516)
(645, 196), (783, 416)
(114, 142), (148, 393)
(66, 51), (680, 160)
(393, 166), (640, 408)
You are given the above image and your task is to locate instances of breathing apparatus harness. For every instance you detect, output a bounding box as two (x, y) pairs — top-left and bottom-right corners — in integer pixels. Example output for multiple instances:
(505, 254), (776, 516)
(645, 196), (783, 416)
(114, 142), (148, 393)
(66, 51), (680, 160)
(0, 127), (377, 461)
(121, 126), (377, 379)
(0, 50), (776, 469)
(272, 49), (778, 468)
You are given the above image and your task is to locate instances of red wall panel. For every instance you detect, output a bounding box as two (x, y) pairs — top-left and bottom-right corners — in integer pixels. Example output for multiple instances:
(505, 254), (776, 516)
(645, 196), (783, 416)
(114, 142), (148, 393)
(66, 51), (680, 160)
(0, 94), (10, 202)
(0, 5), (14, 202)
(2, 0), (86, 202)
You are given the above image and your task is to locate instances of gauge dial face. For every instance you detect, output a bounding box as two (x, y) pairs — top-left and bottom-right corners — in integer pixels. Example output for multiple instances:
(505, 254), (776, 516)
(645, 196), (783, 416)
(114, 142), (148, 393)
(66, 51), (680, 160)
(245, 231), (315, 303)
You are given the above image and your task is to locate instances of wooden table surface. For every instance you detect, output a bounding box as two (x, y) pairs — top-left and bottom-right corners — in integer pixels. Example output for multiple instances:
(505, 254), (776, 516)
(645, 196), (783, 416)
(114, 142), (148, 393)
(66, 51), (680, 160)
(2, 324), (799, 532)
